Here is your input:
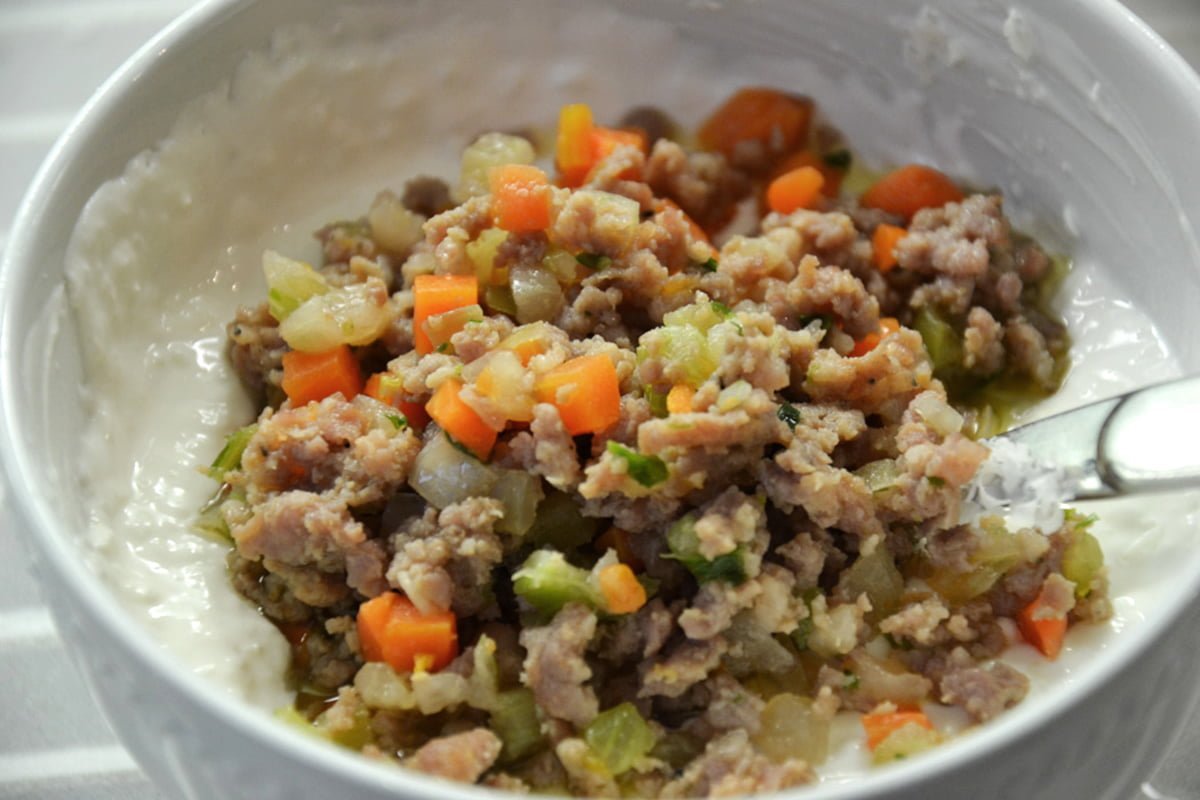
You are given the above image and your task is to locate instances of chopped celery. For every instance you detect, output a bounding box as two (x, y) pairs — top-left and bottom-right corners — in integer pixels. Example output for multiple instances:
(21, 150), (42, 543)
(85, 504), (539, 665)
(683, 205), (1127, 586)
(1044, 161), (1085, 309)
(606, 441), (668, 488)
(193, 495), (233, 544)
(913, 306), (963, 379)
(663, 301), (724, 333)
(753, 693), (830, 765)
(526, 490), (598, 551)
(263, 250), (329, 322)
(584, 702), (657, 775)
(493, 469), (545, 537)
(855, 459), (900, 493)
(1062, 529), (1103, 598)
(836, 547), (904, 620)
(207, 424), (258, 482)
(315, 703), (374, 750)
(645, 386), (669, 418)
(490, 688), (545, 763)
(576, 252), (612, 270)
(665, 514), (747, 585)
(384, 413), (407, 430)
(637, 324), (718, 388)
(650, 731), (704, 770)
(458, 132), (536, 199)
(543, 249), (581, 283)
(467, 228), (509, 284)
(512, 549), (602, 615)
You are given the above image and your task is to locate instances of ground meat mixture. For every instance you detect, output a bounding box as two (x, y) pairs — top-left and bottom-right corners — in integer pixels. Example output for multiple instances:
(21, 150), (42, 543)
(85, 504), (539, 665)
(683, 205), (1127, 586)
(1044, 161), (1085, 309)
(200, 89), (1106, 797)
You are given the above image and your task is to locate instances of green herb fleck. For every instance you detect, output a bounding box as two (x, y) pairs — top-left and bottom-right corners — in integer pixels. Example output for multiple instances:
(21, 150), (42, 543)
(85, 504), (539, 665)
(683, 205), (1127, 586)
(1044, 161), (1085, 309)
(798, 314), (834, 331)
(607, 441), (668, 488)
(1064, 508), (1098, 529)
(777, 403), (802, 431)
(926, 476), (946, 487)
(843, 671), (860, 691)
(710, 301), (743, 334)
(823, 149), (852, 169)
(384, 413), (408, 431)
(699, 257), (719, 273)
(576, 252), (612, 270)
(435, 342), (452, 354)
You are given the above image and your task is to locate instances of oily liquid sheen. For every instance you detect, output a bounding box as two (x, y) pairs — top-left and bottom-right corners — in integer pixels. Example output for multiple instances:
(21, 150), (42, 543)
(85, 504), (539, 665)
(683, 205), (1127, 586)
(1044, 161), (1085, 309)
(63, 2), (1200, 781)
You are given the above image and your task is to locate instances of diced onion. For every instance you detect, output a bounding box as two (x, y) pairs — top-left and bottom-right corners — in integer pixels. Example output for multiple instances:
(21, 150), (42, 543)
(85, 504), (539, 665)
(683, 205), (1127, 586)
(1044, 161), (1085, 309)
(279, 280), (394, 352)
(424, 304), (484, 352)
(510, 264), (565, 324)
(753, 694), (831, 766)
(263, 250), (328, 322)
(367, 191), (424, 255)
(411, 433), (499, 509)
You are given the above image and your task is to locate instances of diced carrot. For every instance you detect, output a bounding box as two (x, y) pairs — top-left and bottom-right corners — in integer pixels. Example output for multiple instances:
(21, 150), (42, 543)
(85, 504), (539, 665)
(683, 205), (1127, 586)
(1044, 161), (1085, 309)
(597, 563), (647, 615)
(489, 164), (552, 234)
(861, 710), (934, 751)
(849, 317), (901, 358)
(1017, 588), (1068, 659)
(280, 345), (362, 407)
(426, 378), (498, 460)
(860, 164), (964, 221)
(770, 150), (844, 198)
(534, 354), (621, 436)
(556, 103), (596, 187)
(587, 126), (648, 181)
(766, 166), (826, 215)
(657, 198), (709, 245)
(363, 372), (430, 430)
(595, 526), (642, 570)
(412, 274), (478, 355)
(698, 87), (812, 163)
(356, 591), (458, 673)
(666, 384), (695, 415)
(872, 224), (908, 273)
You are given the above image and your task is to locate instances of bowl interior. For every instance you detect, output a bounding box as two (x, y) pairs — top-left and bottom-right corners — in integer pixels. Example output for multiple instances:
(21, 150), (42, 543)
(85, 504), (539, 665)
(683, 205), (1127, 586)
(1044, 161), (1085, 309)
(4, 0), (1200, 797)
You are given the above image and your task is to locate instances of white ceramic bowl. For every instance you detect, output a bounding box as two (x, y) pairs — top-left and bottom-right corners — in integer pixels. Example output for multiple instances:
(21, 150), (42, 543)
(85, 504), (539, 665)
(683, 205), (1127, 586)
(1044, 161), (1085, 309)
(4, 1), (1200, 798)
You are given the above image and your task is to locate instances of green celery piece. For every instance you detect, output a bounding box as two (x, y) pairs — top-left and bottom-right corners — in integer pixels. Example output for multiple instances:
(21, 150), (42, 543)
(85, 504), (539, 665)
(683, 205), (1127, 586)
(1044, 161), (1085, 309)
(777, 402), (801, 431)
(913, 306), (963, 379)
(512, 550), (601, 615)
(491, 688), (546, 763)
(664, 515), (747, 585)
(606, 441), (668, 488)
(584, 702), (657, 775)
(207, 424), (258, 481)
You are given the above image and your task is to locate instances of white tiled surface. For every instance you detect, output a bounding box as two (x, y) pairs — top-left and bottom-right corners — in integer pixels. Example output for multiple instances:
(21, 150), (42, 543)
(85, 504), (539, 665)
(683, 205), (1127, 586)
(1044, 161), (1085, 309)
(0, 2), (1198, 799)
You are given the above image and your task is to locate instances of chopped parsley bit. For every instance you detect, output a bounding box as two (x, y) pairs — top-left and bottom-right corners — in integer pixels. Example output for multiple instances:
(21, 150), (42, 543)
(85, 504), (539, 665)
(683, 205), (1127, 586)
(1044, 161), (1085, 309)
(606, 441), (668, 488)
(699, 256), (719, 273)
(843, 671), (860, 691)
(576, 252), (612, 270)
(926, 475), (946, 487)
(445, 433), (480, 459)
(777, 402), (802, 431)
(384, 413), (408, 430)
(435, 342), (452, 354)
(823, 149), (852, 169)
(710, 301), (743, 334)
(798, 313), (834, 331)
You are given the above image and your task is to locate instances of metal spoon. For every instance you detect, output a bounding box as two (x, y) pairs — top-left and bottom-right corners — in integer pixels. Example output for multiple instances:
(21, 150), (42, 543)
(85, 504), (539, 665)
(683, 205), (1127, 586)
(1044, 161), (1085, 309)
(991, 375), (1200, 500)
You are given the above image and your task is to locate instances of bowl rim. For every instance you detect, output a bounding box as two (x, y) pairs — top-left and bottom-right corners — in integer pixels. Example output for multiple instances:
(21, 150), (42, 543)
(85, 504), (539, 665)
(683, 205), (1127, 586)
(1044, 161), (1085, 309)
(2, 0), (1200, 798)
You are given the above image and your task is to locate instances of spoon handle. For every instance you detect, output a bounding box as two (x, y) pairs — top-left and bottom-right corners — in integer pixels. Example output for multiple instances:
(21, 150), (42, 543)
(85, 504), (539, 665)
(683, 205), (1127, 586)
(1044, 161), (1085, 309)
(991, 375), (1200, 499)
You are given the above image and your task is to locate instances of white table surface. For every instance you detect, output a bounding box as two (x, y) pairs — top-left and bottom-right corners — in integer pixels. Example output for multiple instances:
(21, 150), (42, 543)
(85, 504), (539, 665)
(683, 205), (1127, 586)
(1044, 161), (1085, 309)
(1, 2), (1198, 798)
